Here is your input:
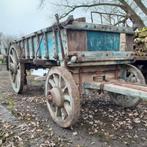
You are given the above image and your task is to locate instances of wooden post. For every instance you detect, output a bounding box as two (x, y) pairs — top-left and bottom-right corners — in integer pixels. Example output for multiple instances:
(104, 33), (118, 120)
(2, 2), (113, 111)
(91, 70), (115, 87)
(120, 33), (127, 51)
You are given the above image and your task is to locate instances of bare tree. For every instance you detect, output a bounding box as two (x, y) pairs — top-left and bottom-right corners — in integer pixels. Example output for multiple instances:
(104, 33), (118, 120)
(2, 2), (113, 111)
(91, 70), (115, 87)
(39, 0), (146, 28)
(0, 33), (15, 55)
(119, 0), (145, 28)
(134, 0), (147, 15)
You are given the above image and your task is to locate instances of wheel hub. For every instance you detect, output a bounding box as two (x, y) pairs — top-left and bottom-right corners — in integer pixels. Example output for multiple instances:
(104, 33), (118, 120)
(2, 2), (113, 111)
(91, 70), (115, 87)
(49, 87), (64, 107)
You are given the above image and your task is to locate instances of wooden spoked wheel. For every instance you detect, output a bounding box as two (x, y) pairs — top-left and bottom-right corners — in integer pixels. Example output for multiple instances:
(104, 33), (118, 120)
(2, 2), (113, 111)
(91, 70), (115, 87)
(45, 67), (80, 128)
(109, 64), (146, 108)
(8, 45), (24, 94)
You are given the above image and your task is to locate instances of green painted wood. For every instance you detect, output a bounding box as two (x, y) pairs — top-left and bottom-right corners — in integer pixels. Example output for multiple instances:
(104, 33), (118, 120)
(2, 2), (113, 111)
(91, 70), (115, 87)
(87, 31), (120, 51)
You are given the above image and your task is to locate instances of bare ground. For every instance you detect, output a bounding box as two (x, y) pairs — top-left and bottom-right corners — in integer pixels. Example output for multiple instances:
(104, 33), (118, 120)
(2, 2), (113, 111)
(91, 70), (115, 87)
(0, 71), (147, 147)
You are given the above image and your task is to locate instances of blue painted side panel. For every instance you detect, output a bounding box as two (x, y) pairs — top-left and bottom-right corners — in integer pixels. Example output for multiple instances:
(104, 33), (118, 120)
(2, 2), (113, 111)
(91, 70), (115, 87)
(41, 31), (63, 60)
(56, 32), (62, 61)
(23, 29), (121, 60)
(32, 31), (63, 60)
(24, 40), (27, 58)
(87, 31), (120, 51)
(40, 35), (44, 58)
(33, 37), (37, 57)
(47, 32), (55, 60)
(29, 38), (33, 58)
(37, 32), (55, 60)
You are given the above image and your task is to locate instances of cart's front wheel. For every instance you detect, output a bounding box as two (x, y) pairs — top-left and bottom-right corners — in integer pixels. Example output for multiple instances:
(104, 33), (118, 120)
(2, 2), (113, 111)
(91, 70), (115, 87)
(8, 45), (24, 94)
(45, 67), (80, 128)
(109, 64), (146, 108)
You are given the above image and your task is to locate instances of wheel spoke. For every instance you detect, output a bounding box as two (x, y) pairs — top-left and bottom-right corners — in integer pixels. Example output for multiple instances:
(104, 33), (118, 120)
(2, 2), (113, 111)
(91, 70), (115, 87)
(9, 63), (15, 72)
(9, 54), (15, 63)
(62, 85), (68, 93)
(48, 79), (56, 88)
(61, 108), (67, 120)
(64, 94), (71, 103)
(11, 74), (15, 82)
(58, 75), (62, 88)
(12, 49), (18, 63)
(53, 74), (59, 87)
(64, 102), (72, 115)
(127, 73), (134, 81)
(55, 107), (61, 117)
(132, 77), (137, 83)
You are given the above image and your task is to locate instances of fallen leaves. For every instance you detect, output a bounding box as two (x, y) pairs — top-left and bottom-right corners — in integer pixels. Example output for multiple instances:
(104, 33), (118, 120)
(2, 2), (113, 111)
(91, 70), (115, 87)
(80, 98), (147, 144)
(72, 131), (78, 136)
(1, 73), (147, 147)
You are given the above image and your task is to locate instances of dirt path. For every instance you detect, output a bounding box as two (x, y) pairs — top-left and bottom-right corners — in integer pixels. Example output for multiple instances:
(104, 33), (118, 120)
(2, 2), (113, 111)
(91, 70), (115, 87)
(0, 71), (147, 147)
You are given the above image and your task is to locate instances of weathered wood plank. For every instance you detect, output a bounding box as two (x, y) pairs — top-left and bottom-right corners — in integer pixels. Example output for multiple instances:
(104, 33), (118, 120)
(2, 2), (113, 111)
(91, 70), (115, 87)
(64, 22), (134, 34)
(83, 81), (147, 100)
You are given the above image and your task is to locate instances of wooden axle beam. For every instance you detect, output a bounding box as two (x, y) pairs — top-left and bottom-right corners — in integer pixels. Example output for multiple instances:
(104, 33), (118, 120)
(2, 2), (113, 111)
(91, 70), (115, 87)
(83, 81), (147, 100)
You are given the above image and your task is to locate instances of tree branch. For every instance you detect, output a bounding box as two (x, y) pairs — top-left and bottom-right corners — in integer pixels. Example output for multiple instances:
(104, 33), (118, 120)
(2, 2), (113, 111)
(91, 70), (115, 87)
(39, 0), (46, 8)
(39, 0), (145, 28)
(114, 17), (128, 26)
(59, 3), (124, 19)
(119, 0), (145, 28)
(134, 0), (147, 15)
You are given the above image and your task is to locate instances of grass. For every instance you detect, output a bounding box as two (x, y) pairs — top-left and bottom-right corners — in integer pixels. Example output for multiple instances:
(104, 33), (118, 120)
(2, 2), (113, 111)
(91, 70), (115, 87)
(95, 131), (113, 144)
(0, 58), (6, 64)
(6, 97), (15, 111)
(0, 92), (4, 103)
(0, 92), (15, 112)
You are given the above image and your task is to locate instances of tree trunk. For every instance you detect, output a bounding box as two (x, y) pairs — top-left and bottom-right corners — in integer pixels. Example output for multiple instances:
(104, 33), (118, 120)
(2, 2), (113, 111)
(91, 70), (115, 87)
(119, 0), (145, 28)
(134, 0), (147, 15)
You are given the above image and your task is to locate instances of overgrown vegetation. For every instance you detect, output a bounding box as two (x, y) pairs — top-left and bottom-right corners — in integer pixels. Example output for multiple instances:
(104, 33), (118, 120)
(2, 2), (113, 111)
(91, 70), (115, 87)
(0, 58), (5, 64)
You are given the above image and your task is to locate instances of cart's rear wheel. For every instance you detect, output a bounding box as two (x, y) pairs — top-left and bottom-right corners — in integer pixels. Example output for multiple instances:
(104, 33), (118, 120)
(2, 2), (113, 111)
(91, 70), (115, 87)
(8, 45), (24, 94)
(45, 67), (80, 128)
(109, 64), (146, 108)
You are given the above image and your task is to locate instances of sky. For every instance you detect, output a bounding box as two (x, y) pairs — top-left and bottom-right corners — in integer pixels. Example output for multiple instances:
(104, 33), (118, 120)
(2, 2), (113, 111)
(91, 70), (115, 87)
(0, 0), (54, 36)
(0, 0), (90, 37)
(0, 0), (88, 37)
(0, 0), (146, 37)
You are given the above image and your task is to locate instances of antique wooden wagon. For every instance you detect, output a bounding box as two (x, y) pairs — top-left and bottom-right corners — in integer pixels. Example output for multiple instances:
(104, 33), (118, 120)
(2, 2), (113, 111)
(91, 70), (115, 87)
(8, 15), (147, 128)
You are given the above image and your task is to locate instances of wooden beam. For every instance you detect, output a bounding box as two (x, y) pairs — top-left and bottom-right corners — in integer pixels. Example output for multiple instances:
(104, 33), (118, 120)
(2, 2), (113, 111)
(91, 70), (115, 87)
(83, 81), (147, 100)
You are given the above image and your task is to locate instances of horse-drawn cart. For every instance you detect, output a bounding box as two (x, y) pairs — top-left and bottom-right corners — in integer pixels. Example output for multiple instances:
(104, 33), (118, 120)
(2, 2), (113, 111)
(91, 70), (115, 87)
(8, 15), (147, 128)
